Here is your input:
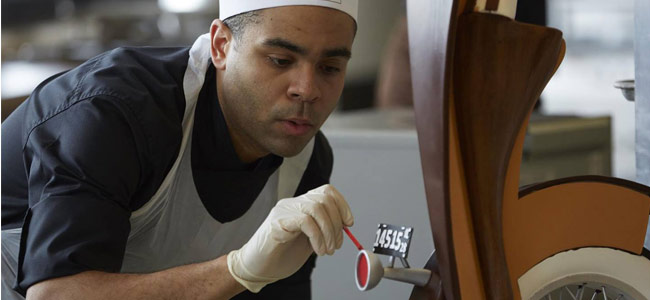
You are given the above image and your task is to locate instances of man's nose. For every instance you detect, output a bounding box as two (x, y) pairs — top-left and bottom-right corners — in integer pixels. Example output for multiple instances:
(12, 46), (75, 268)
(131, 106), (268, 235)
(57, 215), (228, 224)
(287, 65), (320, 102)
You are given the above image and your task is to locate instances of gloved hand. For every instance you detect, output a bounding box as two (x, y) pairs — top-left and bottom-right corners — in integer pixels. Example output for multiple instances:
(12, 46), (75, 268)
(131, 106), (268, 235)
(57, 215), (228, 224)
(227, 184), (354, 293)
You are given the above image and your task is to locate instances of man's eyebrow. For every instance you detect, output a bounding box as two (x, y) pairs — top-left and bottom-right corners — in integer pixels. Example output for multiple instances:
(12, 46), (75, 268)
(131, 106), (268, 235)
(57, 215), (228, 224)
(262, 38), (307, 55)
(262, 38), (351, 59)
(324, 47), (352, 59)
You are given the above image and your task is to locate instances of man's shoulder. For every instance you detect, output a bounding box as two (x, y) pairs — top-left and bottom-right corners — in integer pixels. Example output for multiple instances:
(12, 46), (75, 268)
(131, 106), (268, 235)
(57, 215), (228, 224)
(83, 46), (191, 94)
(72, 45), (191, 118)
(8, 46), (194, 189)
(19, 46), (191, 142)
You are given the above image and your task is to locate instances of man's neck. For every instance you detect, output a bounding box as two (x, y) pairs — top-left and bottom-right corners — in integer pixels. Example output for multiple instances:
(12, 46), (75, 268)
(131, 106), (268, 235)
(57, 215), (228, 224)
(215, 75), (269, 164)
(229, 131), (269, 164)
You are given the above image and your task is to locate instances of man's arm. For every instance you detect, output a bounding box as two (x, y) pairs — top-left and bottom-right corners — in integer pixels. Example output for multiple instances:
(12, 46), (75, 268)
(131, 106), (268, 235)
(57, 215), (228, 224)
(27, 255), (245, 300)
(27, 184), (353, 299)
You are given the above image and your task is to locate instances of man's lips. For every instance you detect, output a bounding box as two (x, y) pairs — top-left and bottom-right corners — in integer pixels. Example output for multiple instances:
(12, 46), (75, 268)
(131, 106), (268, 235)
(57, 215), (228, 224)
(281, 118), (314, 136)
(286, 118), (313, 126)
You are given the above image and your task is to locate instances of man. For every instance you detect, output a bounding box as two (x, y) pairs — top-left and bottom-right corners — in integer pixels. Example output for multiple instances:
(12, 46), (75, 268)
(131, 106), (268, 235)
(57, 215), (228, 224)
(1, 0), (358, 299)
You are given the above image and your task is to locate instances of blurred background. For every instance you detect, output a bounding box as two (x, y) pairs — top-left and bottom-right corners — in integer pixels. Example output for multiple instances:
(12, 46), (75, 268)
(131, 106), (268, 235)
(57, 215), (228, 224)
(1, 0), (636, 181)
(1, 0), (643, 299)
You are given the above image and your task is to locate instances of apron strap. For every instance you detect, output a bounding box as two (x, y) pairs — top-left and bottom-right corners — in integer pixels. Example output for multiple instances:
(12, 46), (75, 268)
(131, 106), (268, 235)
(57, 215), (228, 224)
(131, 33), (211, 219)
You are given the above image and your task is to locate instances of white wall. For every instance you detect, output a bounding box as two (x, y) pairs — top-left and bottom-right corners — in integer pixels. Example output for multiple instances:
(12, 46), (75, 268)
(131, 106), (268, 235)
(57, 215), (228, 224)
(346, 0), (406, 83)
(542, 0), (636, 180)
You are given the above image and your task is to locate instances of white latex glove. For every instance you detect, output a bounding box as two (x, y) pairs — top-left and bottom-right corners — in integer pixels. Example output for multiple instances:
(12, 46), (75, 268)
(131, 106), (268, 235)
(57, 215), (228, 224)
(227, 184), (354, 292)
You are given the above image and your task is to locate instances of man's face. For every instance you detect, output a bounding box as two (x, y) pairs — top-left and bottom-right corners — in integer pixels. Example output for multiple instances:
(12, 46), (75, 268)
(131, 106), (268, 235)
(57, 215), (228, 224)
(212, 6), (355, 161)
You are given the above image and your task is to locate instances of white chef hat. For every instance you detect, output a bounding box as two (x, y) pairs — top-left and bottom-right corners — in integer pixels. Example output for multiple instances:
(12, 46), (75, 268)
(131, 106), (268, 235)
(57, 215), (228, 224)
(219, 0), (358, 23)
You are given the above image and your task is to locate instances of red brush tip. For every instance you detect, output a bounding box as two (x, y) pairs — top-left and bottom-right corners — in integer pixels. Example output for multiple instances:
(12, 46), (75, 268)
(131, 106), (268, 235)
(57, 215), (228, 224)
(343, 227), (364, 251)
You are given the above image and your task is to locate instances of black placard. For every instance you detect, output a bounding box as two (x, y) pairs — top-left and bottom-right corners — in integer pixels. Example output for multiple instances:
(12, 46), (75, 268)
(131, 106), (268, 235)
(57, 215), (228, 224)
(372, 223), (413, 258)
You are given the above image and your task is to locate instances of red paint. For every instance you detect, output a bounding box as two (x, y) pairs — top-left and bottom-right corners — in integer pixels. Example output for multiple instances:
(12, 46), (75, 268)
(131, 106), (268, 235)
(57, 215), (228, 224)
(357, 254), (368, 288)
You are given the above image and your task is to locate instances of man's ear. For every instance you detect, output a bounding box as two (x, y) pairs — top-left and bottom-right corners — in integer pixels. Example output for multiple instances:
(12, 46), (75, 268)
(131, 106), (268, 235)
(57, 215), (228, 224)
(210, 19), (232, 70)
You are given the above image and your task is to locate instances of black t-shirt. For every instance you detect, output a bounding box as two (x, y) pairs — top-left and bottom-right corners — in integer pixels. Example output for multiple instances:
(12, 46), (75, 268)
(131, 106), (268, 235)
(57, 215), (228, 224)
(1, 45), (333, 298)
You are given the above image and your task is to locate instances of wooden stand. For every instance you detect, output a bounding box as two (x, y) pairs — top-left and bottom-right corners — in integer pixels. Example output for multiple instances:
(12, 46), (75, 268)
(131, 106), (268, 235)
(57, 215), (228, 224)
(407, 0), (650, 299)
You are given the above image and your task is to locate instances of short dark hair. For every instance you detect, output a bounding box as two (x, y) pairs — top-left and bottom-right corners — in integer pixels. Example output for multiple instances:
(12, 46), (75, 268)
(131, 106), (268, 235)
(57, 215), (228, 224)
(222, 11), (263, 44)
(223, 9), (357, 44)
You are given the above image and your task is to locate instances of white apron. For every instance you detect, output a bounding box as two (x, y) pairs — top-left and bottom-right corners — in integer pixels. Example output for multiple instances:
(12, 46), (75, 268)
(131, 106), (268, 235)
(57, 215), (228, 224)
(121, 33), (315, 272)
(0, 33), (315, 298)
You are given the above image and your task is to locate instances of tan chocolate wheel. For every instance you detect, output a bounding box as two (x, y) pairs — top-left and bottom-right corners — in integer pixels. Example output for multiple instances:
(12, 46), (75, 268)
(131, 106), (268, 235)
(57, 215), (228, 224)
(519, 247), (650, 300)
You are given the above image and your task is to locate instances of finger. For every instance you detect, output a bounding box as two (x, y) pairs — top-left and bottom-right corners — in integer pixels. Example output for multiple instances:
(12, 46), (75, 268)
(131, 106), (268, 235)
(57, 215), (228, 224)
(299, 197), (337, 255)
(297, 213), (327, 256)
(321, 185), (354, 227)
(280, 212), (327, 255)
(336, 228), (344, 249)
(273, 217), (303, 243)
(317, 194), (344, 250)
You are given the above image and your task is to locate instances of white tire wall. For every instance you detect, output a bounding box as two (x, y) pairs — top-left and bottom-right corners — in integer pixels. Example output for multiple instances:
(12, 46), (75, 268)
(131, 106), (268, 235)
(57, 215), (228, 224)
(518, 247), (650, 300)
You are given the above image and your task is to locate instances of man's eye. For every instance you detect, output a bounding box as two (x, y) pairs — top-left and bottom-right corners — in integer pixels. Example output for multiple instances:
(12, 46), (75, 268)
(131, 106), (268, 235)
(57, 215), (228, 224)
(268, 57), (291, 67)
(321, 65), (341, 74)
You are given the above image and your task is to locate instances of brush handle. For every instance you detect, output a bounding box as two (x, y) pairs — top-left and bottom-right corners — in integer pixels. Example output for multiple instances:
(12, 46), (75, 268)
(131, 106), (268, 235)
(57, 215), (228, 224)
(343, 227), (364, 250)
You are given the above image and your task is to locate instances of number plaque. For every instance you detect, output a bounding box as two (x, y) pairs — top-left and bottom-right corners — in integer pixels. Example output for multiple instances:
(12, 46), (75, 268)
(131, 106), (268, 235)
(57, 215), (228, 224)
(372, 223), (413, 258)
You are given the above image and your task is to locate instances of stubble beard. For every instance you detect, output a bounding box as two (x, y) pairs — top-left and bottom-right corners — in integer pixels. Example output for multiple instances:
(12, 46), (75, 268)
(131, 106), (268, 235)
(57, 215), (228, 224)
(221, 76), (317, 159)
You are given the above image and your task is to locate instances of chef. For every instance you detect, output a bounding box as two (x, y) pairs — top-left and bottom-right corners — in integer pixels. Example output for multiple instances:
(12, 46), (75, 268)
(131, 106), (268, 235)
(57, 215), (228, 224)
(1, 1), (358, 299)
